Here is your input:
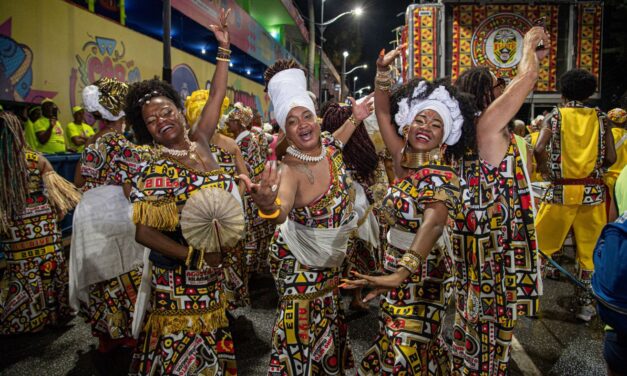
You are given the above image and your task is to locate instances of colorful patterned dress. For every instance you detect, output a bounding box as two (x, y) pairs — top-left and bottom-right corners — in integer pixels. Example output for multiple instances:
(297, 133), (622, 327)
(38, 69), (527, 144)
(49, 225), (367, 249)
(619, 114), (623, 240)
(0, 150), (71, 334)
(236, 127), (274, 273)
(78, 131), (152, 342)
(210, 143), (249, 309)
(268, 133), (354, 376)
(341, 172), (378, 279)
(129, 157), (239, 376)
(358, 163), (461, 376)
(451, 138), (540, 376)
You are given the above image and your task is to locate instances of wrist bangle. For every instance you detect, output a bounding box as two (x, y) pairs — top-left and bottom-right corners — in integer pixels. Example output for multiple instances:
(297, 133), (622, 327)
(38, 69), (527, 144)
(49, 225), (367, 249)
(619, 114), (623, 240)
(348, 115), (360, 127)
(218, 46), (231, 53)
(216, 57), (231, 62)
(185, 245), (195, 268)
(258, 197), (282, 219)
(197, 249), (205, 270)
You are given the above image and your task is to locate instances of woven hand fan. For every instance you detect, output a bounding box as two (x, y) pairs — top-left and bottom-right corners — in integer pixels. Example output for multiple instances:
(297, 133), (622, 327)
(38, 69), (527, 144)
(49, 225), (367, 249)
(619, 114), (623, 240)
(180, 187), (245, 253)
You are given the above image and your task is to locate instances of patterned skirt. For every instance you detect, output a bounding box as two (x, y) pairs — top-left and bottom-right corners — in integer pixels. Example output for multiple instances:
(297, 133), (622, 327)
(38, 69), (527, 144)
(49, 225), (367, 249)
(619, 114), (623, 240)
(1, 213), (70, 334)
(358, 245), (453, 376)
(129, 264), (237, 376)
(267, 231), (353, 376)
(82, 266), (142, 340)
(243, 194), (276, 274)
(341, 237), (378, 278)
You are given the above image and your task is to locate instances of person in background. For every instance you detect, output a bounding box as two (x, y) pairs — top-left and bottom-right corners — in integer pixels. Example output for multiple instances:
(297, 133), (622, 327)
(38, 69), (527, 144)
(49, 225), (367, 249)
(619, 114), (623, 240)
(1, 111), (81, 335)
(24, 105), (41, 149)
(33, 99), (66, 154)
(604, 108), (627, 221)
(66, 106), (95, 153)
(513, 118), (527, 137)
(534, 68), (616, 322)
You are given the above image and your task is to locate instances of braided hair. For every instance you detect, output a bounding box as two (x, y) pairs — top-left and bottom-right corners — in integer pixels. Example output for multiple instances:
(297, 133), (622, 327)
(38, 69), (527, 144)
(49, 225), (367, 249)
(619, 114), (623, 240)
(322, 103), (378, 183)
(390, 77), (478, 161)
(0, 112), (29, 229)
(455, 67), (495, 113)
(124, 79), (183, 145)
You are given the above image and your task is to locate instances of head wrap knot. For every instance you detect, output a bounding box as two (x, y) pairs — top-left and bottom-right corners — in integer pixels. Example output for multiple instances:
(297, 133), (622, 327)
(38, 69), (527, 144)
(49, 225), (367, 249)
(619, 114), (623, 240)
(82, 77), (128, 121)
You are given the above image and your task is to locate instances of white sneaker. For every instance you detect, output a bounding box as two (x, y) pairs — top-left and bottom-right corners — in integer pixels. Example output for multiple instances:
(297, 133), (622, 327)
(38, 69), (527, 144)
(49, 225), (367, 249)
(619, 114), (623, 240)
(575, 303), (596, 322)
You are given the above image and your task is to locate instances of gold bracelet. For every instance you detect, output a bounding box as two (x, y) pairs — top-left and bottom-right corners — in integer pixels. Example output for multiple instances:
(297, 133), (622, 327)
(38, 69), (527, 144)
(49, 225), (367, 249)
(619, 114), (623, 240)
(348, 114), (360, 127)
(258, 197), (281, 219)
(185, 245), (194, 268)
(218, 46), (231, 53)
(216, 57), (231, 62)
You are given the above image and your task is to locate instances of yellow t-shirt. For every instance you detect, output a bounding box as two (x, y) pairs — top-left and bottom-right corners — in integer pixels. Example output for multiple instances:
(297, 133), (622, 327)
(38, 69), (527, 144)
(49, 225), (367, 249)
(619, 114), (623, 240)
(33, 118), (66, 154)
(607, 127), (627, 178)
(615, 165), (627, 215)
(24, 119), (40, 149)
(66, 121), (95, 152)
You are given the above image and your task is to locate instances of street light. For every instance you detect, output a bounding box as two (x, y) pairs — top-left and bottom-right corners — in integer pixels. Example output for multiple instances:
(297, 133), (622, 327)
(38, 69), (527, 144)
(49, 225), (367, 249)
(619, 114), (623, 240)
(318, 2), (363, 104)
(341, 51), (349, 101)
(353, 76), (358, 96)
(345, 64), (367, 76)
(355, 85), (371, 98)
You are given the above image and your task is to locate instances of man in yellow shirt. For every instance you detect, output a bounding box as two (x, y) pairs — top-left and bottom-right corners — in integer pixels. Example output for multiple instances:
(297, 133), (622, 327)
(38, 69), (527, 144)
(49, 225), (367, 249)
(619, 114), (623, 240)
(604, 108), (627, 202)
(33, 99), (66, 154)
(66, 106), (95, 153)
(24, 106), (42, 149)
(534, 69), (616, 322)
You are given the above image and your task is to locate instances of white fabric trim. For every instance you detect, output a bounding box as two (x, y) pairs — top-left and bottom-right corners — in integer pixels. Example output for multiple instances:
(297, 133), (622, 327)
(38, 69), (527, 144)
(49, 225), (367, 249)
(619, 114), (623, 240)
(267, 69), (316, 131)
(69, 185), (145, 311)
(353, 182), (380, 248)
(386, 225), (451, 257)
(279, 215), (358, 268)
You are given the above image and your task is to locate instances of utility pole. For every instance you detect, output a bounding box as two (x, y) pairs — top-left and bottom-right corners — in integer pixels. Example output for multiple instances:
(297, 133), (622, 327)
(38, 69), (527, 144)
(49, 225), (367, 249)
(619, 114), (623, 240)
(162, 0), (172, 83)
(307, 0), (316, 91)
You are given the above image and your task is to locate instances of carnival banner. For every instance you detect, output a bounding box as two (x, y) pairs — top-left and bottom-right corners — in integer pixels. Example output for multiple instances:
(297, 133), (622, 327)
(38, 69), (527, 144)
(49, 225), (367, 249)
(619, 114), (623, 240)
(451, 4), (559, 92)
(576, 2), (603, 89)
(0, 0), (270, 125)
(406, 5), (440, 81)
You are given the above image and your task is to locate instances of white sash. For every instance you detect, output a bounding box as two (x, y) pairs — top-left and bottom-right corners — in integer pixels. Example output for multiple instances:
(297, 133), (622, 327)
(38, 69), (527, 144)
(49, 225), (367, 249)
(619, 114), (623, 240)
(386, 225), (452, 257)
(279, 215), (358, 268)
(353, 182), (380, 249)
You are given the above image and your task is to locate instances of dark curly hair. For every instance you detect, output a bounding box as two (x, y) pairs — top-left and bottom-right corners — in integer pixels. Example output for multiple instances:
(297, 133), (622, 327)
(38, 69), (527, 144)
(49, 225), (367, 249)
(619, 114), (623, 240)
(390, 77), (478, 161)
(559, 69), (596, 101)
(321, 103), (378, 184)
(124, 79), (182, 145)
(263, 59), (306, 92)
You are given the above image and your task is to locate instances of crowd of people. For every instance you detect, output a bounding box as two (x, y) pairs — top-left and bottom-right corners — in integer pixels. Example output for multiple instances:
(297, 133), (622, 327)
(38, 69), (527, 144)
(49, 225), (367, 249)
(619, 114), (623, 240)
(1, 9), (626, 376)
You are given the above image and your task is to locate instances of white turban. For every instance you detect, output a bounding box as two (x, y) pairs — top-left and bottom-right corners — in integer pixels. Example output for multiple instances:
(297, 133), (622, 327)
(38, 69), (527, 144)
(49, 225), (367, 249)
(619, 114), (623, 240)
(395, 83), (464, 146)
(267, 69), (316, 131)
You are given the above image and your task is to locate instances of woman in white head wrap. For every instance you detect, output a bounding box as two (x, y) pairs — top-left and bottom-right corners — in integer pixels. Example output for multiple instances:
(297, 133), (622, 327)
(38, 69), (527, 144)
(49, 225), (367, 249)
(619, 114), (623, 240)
(239, 59), (374, 375)
(342, 49), (477, 375)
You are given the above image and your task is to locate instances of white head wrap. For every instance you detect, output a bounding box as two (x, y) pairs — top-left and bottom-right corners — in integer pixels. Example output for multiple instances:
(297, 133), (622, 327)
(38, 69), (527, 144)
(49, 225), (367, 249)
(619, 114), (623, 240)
(394, 82), (464, 146)
(82, 84), (125, 121)
(267, 69), (316, 131)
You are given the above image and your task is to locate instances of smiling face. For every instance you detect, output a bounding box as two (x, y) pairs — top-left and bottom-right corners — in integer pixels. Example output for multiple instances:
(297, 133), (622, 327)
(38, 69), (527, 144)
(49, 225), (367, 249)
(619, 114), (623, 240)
(141, 96), (185, 147)
(406, 109), (445, 152)
(284, 106), (321, 152)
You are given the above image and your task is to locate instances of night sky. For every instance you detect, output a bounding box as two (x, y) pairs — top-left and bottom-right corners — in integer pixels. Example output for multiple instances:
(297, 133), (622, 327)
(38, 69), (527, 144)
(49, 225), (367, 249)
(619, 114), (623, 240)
(294, 0), (411, 96)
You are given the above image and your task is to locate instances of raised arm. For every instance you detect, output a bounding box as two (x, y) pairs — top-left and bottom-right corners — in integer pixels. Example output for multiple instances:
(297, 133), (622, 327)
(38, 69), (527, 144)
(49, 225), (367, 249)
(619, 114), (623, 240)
(332, 93), (374, 145)
(478, 27), (549, 164)
(192, 8), (231, 143)
(374, 48), (405, 164)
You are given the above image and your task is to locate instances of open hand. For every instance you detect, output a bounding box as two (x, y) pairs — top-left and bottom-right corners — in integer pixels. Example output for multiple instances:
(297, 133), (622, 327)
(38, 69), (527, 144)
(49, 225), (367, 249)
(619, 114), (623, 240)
(524, 26), (550, 61)
(209, 8), (231, 47)
(347, 93), (374, 123)
(238, 160), (281, 209)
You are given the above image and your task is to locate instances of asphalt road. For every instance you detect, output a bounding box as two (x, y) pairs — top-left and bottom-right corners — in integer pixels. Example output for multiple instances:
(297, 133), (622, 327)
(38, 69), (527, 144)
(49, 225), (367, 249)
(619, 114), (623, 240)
(0, 252), (607, 376)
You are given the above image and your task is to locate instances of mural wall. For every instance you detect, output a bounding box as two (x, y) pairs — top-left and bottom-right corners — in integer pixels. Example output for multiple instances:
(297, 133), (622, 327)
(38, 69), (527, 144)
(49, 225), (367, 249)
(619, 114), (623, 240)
(0, 0), (270, 125)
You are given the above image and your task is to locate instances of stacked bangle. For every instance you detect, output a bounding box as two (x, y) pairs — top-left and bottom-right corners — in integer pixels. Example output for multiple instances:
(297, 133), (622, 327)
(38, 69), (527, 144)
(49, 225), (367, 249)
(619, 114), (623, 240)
(375, 67), (394, 92)
(348, 114), (360, 127)
(217, 46), (231, 62)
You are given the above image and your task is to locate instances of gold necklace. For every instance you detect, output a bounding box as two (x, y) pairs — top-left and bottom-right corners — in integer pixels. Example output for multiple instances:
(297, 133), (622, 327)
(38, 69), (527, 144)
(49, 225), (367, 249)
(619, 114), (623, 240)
(400, 148), (442, 169)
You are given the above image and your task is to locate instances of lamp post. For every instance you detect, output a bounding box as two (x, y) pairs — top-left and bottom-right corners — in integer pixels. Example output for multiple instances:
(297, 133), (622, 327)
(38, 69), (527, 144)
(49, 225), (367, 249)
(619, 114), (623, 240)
(353, 76), (358, 97)
(355, 85), (371, 98)
(318, 3), (362, 105)
(341, 51), (348, 101)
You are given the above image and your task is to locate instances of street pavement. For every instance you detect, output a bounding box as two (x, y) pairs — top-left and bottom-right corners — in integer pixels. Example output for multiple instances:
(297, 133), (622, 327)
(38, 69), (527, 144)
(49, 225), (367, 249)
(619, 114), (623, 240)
(0, 252), (608, 375)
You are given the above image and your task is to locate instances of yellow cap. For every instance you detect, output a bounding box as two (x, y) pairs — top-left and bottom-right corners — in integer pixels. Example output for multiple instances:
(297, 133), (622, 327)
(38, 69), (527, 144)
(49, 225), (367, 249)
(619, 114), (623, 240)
(41, 98), (55, 104)
(72, 106), (83, 114)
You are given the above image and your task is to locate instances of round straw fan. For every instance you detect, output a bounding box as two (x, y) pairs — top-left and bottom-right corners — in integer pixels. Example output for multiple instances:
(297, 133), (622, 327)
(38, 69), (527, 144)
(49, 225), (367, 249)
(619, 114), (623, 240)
(180, 187), (245, 253)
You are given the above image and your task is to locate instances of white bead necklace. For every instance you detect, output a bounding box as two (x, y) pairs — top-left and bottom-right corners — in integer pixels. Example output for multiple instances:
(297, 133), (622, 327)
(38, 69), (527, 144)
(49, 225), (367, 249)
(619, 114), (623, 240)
(286, 144), (327, 163)
(158, 132), (200, 161)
